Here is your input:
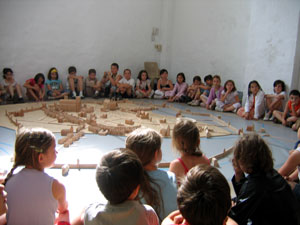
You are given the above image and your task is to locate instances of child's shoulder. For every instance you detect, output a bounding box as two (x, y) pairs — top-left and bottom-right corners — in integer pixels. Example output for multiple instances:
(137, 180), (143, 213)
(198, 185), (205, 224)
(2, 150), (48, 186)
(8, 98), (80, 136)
(148, 169), (176, 182)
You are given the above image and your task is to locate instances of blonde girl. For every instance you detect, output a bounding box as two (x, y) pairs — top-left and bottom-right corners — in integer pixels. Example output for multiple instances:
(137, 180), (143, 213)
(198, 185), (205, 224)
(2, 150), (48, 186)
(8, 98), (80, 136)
(4, 128), (69, 225)
(126, 128), (177, 222)
(169, 119), (210, 181)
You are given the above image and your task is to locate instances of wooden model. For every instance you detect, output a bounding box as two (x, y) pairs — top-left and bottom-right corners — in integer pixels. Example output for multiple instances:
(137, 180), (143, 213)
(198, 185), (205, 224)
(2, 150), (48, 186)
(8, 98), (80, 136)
(59, 96), (81, 112)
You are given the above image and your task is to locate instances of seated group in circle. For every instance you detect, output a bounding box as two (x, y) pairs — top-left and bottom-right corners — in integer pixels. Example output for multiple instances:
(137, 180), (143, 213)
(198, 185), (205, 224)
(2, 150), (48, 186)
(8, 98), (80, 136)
(0, 63), (300, 131)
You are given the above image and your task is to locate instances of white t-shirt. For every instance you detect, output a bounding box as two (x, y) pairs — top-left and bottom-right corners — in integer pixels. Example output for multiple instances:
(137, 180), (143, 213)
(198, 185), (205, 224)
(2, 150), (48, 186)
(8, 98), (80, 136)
(119, 78), (135, 90)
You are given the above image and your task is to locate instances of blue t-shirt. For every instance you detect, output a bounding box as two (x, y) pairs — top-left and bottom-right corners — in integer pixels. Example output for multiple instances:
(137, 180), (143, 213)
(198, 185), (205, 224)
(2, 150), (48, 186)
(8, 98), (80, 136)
(140, 169), (177, 221)
(45, 79), (62, 90)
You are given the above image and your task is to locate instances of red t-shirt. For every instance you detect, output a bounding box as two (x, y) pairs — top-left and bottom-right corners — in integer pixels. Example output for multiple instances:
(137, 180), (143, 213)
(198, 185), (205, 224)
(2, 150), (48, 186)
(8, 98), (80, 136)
(27, 78), (44, 89)
(288, 100), (300, 113)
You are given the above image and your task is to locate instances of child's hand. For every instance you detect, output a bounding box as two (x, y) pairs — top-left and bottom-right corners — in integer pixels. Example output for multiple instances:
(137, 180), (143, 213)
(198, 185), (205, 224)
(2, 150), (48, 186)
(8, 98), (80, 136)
(232, 159), (244, 182)
(162, 210), (185, 225)
(282, 119), (287, 126)
(244, 112), (250, 120)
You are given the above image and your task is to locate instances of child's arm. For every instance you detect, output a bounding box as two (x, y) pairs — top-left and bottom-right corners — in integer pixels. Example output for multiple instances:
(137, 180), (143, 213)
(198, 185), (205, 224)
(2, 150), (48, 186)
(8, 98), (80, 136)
(169, 83), (178, 98)
(23, 80), (37, 90)
(278, 151), (300, 178)
(220, 90), (228, 103)
(164, 80), (174, 91)
(59, 82), (64, 92)
(146, 80), (152, 95)
(156, 79), (162, 91)
(253, 91), (264, 119)
(206, 87), (214, 107)
(282, 103), (289, 125)
(175, 83), (188, 98)
(52, 179), (68, 214)
(291, 102), (300, 117)
(161, 210), (185, 225)
(71, 208), (85, 225)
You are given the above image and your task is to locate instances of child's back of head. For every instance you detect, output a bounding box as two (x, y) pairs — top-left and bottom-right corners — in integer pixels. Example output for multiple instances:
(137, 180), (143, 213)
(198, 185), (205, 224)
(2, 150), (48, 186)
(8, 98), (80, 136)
(96, 148), (144, 204)
(177, 164), (231, 225)
(126, 128), (161, 166)
(234, 133), (273, 174)
(172, 119), (203, 156)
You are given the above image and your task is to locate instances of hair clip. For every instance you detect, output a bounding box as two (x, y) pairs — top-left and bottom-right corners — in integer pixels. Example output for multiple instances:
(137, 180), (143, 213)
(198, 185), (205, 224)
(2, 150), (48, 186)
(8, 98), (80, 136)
(29, 145), (43, 153)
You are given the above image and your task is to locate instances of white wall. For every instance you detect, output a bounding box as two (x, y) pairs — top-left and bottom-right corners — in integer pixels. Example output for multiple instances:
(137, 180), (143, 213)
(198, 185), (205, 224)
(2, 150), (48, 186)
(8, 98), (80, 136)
(243, 0), (300, 95)
(1, 0), (300, 98)
(162, 0), (251, 90)
(0, 0), (162, 84)
(163, 0), (300, 98)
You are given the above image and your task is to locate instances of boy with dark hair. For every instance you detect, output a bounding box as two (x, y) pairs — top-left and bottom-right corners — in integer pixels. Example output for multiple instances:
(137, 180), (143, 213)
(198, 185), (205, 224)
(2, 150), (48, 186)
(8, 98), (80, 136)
(67, 66), (84, 99)
(116, 69), (135, 100)
(273, 89), (300, 127)
(84, 69), (101, 98)
(100, 63), (122, 98)
(2, 68), (24, 103)
(162, 164), (235, 225)
(72, 149), (159, 225)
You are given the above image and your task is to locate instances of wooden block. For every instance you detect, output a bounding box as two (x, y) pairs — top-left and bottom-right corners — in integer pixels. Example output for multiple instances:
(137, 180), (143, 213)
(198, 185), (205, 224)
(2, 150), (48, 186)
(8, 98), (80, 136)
(62, 164), (70, 176)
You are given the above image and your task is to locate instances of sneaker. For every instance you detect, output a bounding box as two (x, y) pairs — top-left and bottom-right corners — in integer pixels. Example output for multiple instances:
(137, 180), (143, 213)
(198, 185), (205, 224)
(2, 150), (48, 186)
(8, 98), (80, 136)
(269, 115), (274, 121)
(233, 107), (238, 113)
(200, 102), (206, 107)
(117, 93), (123, 101)
(93, 92), (100, 99)
(187, 100), (193, 105)
(263, 114), (270, 121)
(191, 100), (200, 106)
(215, 106), (223, 112)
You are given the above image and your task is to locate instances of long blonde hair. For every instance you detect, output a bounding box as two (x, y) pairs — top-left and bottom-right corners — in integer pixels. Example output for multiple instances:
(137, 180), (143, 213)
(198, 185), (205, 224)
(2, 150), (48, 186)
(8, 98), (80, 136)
(4, 127), (55, 185)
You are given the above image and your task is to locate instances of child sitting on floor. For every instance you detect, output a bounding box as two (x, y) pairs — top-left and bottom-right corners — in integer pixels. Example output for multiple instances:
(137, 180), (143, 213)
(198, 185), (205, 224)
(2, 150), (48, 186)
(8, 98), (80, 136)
(186, 75), (201, 103)
(162, 164), (235, 225)
(116, 68), (135, 99)
(4, 127), (69, 225)
(215, 80), (241, 112)
(135, 70), (154, 98)
(273, 89), (300, 128)
(264, 80), (286, 121)
(169, 119), (210, 182)
(197, 74), (213, 107)
(72, 149), (159, 225)
(126, 128), (177, 222)
(100, 63), (122, 98)
(229, 133), (300, 225)
(84, 69), (101, 98)
(205, 75), (224, 110)
(167, 73), (188, 102)
(237, 80), (265, 120)
(154, 69), (174, 99)
(46, 67), (68, 100)
(67, 66), (84, 99)
(23, 73), (45, 101)
(1, 68), (24, 103)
